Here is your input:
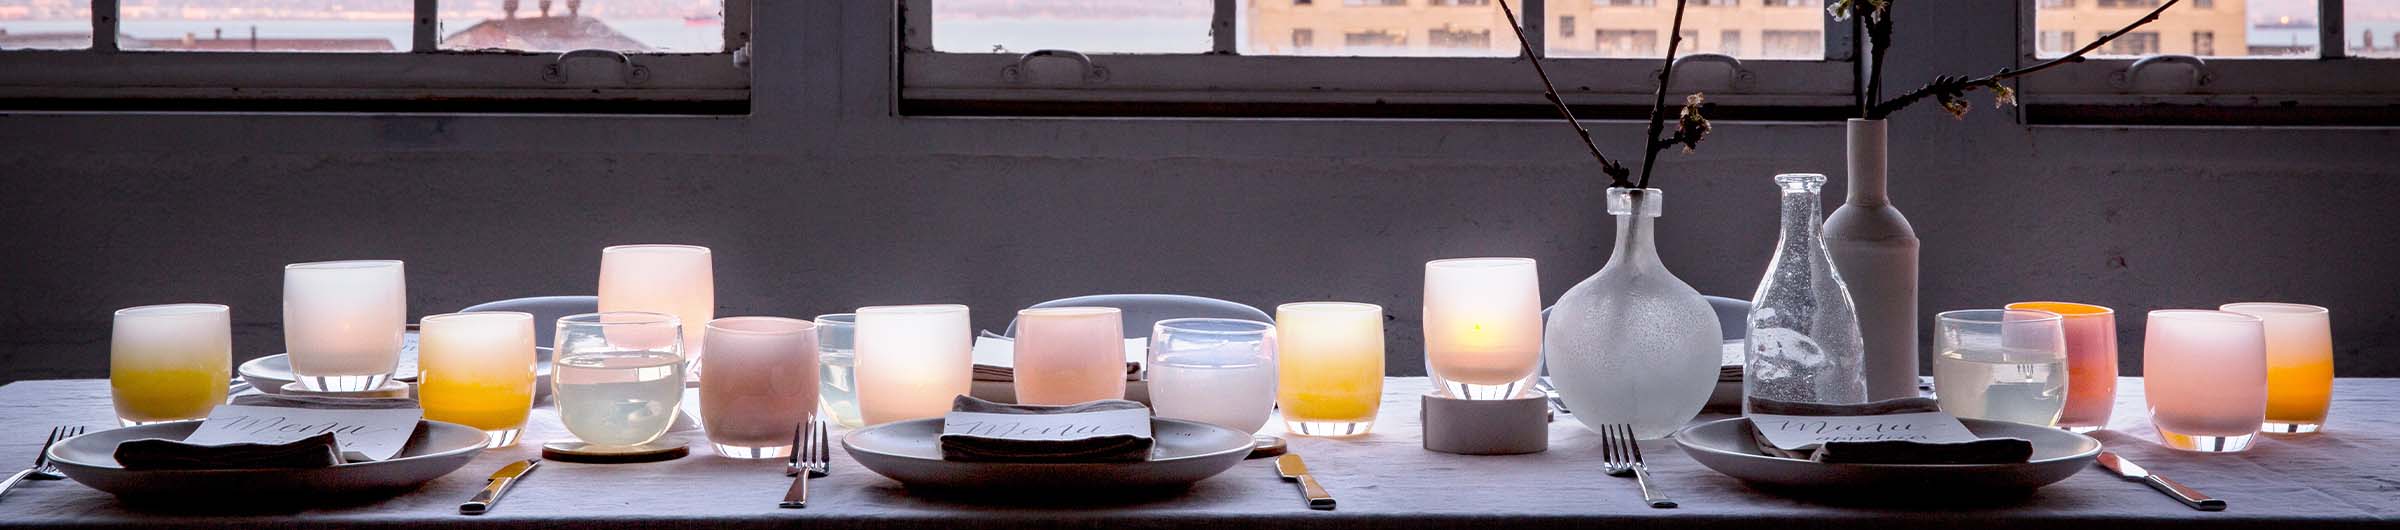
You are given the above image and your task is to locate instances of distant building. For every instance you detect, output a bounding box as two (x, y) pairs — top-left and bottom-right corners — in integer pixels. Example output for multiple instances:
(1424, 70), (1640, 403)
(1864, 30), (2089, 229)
(0, 29), (105, 50)
(1247, 0), (1825, 58)
(130, 28), (395, 52)
(441, 0), (652, 51)
(2034, 0), (2246, 56)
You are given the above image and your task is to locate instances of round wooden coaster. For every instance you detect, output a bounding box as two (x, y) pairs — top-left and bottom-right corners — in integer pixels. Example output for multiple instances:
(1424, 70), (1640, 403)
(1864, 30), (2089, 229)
(541, 440), (691, 464)
(1246, 435), (1288, 459)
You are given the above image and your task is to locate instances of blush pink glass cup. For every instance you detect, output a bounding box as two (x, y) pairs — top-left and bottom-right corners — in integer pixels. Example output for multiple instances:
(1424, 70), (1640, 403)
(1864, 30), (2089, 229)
(699, 316), (819, 459)
(2007, 302), (2117, 432)
(2143, 310), (2267, 452)
(1012, 307), (1127, 405)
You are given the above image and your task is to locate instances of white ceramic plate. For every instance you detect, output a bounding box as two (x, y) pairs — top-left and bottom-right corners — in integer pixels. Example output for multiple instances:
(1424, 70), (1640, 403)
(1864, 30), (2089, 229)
(241, 346), (553, 401)
(843, 417), (1253, 491)
(48, 419), (488, 501)
(1675, 416), (2101, 491)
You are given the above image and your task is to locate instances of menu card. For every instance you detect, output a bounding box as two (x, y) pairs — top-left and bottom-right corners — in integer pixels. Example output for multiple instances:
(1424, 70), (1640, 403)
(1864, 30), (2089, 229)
(1746, 411), (1980, 452)
(182, 404), (424, 461)
(942, 407), (1152, 441)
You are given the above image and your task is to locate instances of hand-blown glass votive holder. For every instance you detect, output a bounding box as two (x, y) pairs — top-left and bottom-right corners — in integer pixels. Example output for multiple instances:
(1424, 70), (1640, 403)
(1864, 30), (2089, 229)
(2005, 302), (2118, 433)
(1012, 307), (1127, 405)
(111, 303), (232, 427)
(1149, 318), (1278, 434)
(2144, 310), (2267, 452)
(700, 316), (819, 459)
(598, 244), (714, 372)
(1933, 309), (2069, 428)
(814, 313), (865, 429)
(2220, 302), (2333, 434)
(854, 304), (973, 425)
(549, 312), (688, 456)
(417, 311), (537, 448)
(1277, 302), (1385, 437)
(283, 259), (407, 392)
(1423, 257), (1543, 401)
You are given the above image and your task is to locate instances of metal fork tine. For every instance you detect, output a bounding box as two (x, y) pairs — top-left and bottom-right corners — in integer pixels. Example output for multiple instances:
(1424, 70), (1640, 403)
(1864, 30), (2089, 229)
(1627, 426), (1646, 466)
(32, 426), (61, 470)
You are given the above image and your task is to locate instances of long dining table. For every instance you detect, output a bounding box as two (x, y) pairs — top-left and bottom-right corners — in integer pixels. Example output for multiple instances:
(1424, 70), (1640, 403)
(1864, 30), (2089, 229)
(0, 376), (2393, 529)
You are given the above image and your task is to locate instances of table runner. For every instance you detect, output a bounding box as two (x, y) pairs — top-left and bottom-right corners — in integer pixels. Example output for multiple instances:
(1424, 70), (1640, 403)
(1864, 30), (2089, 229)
(1, 377), (2393, 529)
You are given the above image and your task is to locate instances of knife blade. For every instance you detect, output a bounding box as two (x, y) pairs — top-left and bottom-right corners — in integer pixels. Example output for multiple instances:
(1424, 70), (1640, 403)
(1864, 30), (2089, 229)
(2097, 451), (2225, 511)
(460, 458), (541, 515)
(1273, 454), (1336, 510)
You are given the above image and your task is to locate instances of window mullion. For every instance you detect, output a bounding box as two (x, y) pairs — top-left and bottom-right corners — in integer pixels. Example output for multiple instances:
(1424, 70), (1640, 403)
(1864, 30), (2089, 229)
(1524, 0), (1547, 58)
(413, 0), (436, 52)
(2320, 0), (2345, 59)
(1214, 0), (1237, 54)
(724, 0), (752, 53)
(92, 0), (118, 52)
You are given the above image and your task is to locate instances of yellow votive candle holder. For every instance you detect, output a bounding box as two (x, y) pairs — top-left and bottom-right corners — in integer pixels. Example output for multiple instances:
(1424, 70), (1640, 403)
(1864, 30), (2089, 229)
(417, 311), (537, 448)
(1277, 301), (1386, 437)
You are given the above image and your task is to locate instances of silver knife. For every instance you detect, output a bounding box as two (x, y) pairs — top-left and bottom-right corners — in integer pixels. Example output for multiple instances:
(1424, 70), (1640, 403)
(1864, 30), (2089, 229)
(1273, 454), (1336, 510)
(460, 458), (541, 515)
(2097, 451), (2225, 511)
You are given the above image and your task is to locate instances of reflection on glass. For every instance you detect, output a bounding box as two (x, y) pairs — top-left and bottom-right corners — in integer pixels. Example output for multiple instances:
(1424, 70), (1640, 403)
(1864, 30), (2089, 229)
(2349, 0), (2400, 57)
(1550, 0), (1824, 59)
(117, 0), (412, 52)
(0, 0), (93, 50)
(2037, 0), (2318, 58)
(438, 0), (723, 52)
(934, 0), (1210, 54)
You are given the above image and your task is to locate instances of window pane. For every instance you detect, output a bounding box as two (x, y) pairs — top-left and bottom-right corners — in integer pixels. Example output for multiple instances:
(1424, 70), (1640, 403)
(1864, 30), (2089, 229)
(119, 0), (411, 52)
(440, 0), (722, 52)
(935, 0), (1210, 54)
(1243, 0), (1515, 57)
(1, 0), (91, 50)
(2349, 0), (2400, 57)
(1550, 0), (1827, 59)
(2036, 0), (2316, 58)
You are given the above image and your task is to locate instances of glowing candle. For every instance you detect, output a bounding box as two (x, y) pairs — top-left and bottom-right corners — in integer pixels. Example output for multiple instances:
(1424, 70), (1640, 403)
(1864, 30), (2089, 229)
(855, 304), (973, 425)
(284, 260), (407, 392)
(1012, 307), (1127, 405)
(2219, 303), (2333, 433)
(2006, 301), (2117, 432)
(1278, 302), (1386, 437)
(599, 244), (714, 361)
(1423, 257), (1543, 400)
(417, 311), (537, 448)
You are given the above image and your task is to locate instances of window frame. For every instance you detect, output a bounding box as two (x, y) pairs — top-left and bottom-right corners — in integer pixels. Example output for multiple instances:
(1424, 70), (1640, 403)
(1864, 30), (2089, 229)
(0, 0), (752, 111)
(898, 0), (1858, 118)
(2016, 0), (2400, 125)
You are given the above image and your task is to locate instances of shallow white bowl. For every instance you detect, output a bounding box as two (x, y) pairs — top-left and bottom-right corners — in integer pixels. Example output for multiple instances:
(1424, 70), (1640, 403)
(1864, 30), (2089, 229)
(48, 419), (488, 501)
(843, 417), (1253, 491)
(242, 346), (553, 401)
(1674, 416), (2101, 492)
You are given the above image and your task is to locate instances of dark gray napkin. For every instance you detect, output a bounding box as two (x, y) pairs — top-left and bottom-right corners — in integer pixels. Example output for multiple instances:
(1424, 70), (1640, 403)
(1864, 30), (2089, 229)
(111, 394), (421, 470)
(937, 395), (1154, 463)
(1747, 396), (2034, 465)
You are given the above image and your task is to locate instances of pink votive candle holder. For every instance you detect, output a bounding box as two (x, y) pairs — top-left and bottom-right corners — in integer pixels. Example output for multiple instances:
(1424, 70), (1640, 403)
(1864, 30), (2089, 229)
(2142, 310), (2266, 452)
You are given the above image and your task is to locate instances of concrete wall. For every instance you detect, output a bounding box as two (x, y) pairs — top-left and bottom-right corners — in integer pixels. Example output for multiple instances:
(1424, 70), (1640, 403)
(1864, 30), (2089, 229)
(3, 2), (2396, 383)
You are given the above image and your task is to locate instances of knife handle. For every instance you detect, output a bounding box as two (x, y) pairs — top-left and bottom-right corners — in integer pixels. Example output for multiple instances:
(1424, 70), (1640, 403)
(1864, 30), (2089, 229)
(2144, 474), (2226, 511)
(460, 475), (519, 515)
(778, 470), (810, 509)
(1295, 474), (1335, 510)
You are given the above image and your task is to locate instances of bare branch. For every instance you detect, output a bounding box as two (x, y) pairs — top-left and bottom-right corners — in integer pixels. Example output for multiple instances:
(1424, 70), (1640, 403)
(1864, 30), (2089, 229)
(1634, 0), (1695, 190)
(1869, 0), (2181, 119)
(1496, 0), (1632, 187)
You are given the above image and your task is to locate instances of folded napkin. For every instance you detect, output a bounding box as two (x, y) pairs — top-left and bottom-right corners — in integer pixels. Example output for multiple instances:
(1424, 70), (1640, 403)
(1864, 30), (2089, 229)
(112, 394), (421, 470)
(1747, 396), (2033, 465)
(937, 395), (1154, 463)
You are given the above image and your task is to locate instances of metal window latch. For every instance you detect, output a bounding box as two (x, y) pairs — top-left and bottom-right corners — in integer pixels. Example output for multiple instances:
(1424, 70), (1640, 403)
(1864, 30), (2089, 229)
(1001, 49), (1109, 84)
(1658, 53), (1756, 91)
(544, 49), (651, 85)
(2111, 54), (2213, 93)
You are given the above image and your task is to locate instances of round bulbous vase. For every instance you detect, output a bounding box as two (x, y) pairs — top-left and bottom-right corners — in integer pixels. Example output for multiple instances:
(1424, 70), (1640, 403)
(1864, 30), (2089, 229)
(1543, 188), (1725, 440)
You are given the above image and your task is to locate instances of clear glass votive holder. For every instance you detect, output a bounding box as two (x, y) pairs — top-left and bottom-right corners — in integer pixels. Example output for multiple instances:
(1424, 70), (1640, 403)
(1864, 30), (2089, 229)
(2144, 310), (2267, 452)
(1013, 307), (1127, 405)
(701, 316), (819, 459)
(553, 312), (687, 449)
(1149, 318), (1278, 433)
(111, 303), (233, 426)
(284, 259), (407, 392)
(1276, 302), (1385, 437)
(1933, 309), (2069, 427)
(417, 311), (537, 448)
(815, 313), (865, 429)
(2219, 303), (2333, 434)
(2006, 302), (2119, 432)
(1423, 257), (1543, 400)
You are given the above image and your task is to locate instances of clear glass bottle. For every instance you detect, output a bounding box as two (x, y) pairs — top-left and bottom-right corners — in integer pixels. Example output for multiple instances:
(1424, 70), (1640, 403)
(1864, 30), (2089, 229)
(1743, 173), (1867, 412)
(1543, 188), (1722, 440)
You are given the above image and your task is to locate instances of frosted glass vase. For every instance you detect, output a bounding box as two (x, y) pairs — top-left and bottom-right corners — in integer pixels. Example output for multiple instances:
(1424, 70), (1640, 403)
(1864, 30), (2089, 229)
(1543, 188), (1723, 440)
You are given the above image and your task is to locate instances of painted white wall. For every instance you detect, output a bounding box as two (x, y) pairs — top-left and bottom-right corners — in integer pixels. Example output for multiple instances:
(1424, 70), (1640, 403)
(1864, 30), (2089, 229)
(2, 2), (2395, 380)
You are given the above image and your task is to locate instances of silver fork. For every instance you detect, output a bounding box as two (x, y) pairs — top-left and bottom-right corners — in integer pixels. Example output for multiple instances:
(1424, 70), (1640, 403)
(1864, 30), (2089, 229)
(0, 426), (82, 501)
(1600, 423), (1675, 509)
(779, 417), (829, 508)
